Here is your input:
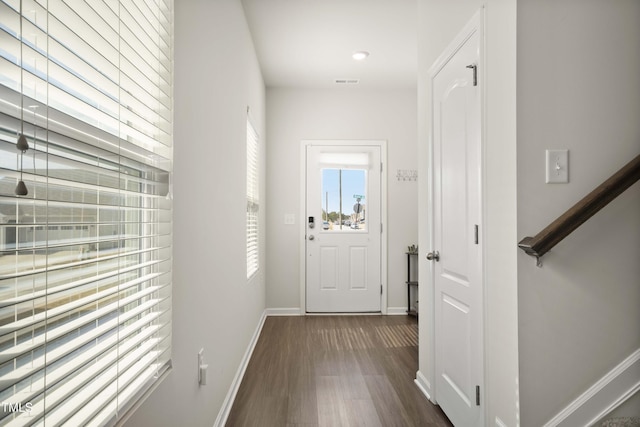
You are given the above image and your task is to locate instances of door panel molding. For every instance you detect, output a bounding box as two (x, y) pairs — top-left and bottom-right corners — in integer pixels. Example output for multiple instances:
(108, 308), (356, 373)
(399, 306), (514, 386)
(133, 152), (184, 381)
(319, 246), (338, 290)
(349, 246), (368, 290)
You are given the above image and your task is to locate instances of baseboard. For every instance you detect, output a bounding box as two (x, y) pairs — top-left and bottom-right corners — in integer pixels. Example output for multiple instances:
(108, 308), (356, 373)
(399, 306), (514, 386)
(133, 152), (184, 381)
(213, 310), (268, 427)
(415, 370), (436, 404)
(387, 306), (413, 315)
(266, 307), (407, 316)
(265, 307), (303, 316)
(543, 348), (640, 427)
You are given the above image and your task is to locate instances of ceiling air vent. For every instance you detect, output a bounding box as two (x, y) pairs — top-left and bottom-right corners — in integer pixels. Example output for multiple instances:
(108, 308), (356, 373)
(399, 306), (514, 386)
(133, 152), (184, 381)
(335, 79), (360, 85)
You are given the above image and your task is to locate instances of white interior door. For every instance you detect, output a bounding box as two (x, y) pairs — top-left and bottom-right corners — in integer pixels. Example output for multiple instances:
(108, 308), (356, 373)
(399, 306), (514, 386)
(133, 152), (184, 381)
(430, 12), (484, 427)
(305, 143), (382, 313)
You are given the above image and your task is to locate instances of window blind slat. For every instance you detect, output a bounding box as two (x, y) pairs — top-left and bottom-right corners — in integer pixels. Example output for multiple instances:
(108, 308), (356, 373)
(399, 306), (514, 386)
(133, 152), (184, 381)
(59, 344), (169, 427)
(0, 244), (170, 279)
(0, 295), (163, 367)
(0, 0), (172, 423)
(9, 335), (163, 426)
(0, 276), (163, 338)
(0, 256), (168, 307)
(0, 307), (163, 393)
(0, 297), (171, 424)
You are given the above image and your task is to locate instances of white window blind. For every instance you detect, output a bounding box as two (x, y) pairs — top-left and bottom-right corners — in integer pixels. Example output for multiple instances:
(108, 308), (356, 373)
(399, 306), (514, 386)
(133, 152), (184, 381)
(246, 116), (259, 279)
(0, 0), (173, 425)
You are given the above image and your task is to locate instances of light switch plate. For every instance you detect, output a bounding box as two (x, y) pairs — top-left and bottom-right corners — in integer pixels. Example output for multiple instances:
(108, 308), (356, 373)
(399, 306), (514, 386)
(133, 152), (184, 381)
(546, 149), (569, 183)
(284, 213), (295, 225)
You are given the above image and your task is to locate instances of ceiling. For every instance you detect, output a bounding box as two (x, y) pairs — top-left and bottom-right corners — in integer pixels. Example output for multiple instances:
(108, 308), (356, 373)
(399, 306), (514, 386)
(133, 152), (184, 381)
(240, 0), (418, 89)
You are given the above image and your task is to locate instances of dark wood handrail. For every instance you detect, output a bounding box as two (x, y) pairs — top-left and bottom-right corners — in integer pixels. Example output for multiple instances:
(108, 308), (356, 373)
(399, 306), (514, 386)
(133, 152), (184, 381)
(518, 153), (640, 265)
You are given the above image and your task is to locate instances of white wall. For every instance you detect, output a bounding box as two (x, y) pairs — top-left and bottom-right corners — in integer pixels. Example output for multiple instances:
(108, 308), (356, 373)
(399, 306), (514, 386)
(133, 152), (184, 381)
(517, 1), (640, 425)
(124, 0), (266, 425)
(417, 1), (520, 426)
(265, 88), (418, 312)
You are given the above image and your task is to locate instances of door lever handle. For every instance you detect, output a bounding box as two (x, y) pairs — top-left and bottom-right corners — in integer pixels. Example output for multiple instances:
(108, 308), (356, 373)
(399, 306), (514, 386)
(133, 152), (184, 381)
(426, 251), (440, 261)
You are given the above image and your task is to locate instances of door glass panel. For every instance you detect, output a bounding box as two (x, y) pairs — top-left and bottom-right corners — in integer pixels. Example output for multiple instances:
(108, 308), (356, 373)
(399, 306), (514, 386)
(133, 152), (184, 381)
(321, 169), (366, 232)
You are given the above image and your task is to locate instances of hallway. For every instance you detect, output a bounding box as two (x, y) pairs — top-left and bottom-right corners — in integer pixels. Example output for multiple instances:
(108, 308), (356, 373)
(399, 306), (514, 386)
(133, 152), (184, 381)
(226, 315), (453, 426)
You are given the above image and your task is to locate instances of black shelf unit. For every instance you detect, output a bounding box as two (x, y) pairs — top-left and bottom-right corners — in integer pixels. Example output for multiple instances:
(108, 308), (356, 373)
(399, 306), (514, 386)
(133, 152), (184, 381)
(406, 251), (418, 316)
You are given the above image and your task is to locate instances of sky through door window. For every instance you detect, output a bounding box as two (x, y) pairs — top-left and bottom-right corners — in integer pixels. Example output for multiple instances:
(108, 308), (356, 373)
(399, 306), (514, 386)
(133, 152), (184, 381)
(321, 169), (367, 231)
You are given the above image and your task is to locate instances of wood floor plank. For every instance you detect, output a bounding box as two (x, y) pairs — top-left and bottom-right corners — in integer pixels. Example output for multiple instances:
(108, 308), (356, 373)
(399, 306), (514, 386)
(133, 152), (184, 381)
(364, 374), (414, 427)
(287, 386), (318, 426)
(344, 398), (383, 427)
(316, 376), (350, 426)
(225, 315), (453, 427)
(338, 371), (370, 400)
(383, 349), (446, 425)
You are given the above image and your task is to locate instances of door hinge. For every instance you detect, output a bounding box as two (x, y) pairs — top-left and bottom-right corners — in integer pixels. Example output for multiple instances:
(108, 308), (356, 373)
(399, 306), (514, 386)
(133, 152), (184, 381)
(474, 224), (479, 245)
(466, 64), (478, 86)
(476, 385), (480, 406)
(381, 223), (383, 233)
(380, 162), (383, 172)
(380, 284), (383, 295)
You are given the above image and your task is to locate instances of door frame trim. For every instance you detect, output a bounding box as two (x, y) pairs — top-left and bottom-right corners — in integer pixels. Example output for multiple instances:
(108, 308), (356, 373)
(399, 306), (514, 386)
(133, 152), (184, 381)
(424, 8), (486, 424)
(299, 140), (388, 315)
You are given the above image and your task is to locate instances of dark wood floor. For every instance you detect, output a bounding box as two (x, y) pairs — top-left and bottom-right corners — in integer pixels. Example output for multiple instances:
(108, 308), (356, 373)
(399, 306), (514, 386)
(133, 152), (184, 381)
(226, 315), (453, 427)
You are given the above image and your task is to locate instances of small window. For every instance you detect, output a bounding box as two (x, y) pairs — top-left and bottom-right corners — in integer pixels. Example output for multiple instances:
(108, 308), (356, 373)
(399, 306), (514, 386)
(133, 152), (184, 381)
(246, 117), (259, 279)
(321, 168), (367, 231)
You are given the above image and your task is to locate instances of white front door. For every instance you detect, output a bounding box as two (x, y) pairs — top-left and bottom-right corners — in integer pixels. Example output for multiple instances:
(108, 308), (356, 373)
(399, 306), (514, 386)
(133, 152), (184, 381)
(305, 142), (382, 313)
(430, 12), (484, 427)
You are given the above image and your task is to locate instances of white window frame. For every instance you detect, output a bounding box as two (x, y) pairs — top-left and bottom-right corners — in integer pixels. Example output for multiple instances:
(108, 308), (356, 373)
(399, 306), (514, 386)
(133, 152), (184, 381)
(246, 113), (259, 280)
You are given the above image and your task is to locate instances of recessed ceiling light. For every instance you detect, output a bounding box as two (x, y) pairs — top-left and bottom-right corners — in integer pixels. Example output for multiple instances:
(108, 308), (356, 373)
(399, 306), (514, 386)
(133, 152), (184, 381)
(352, 51), (369, 61)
